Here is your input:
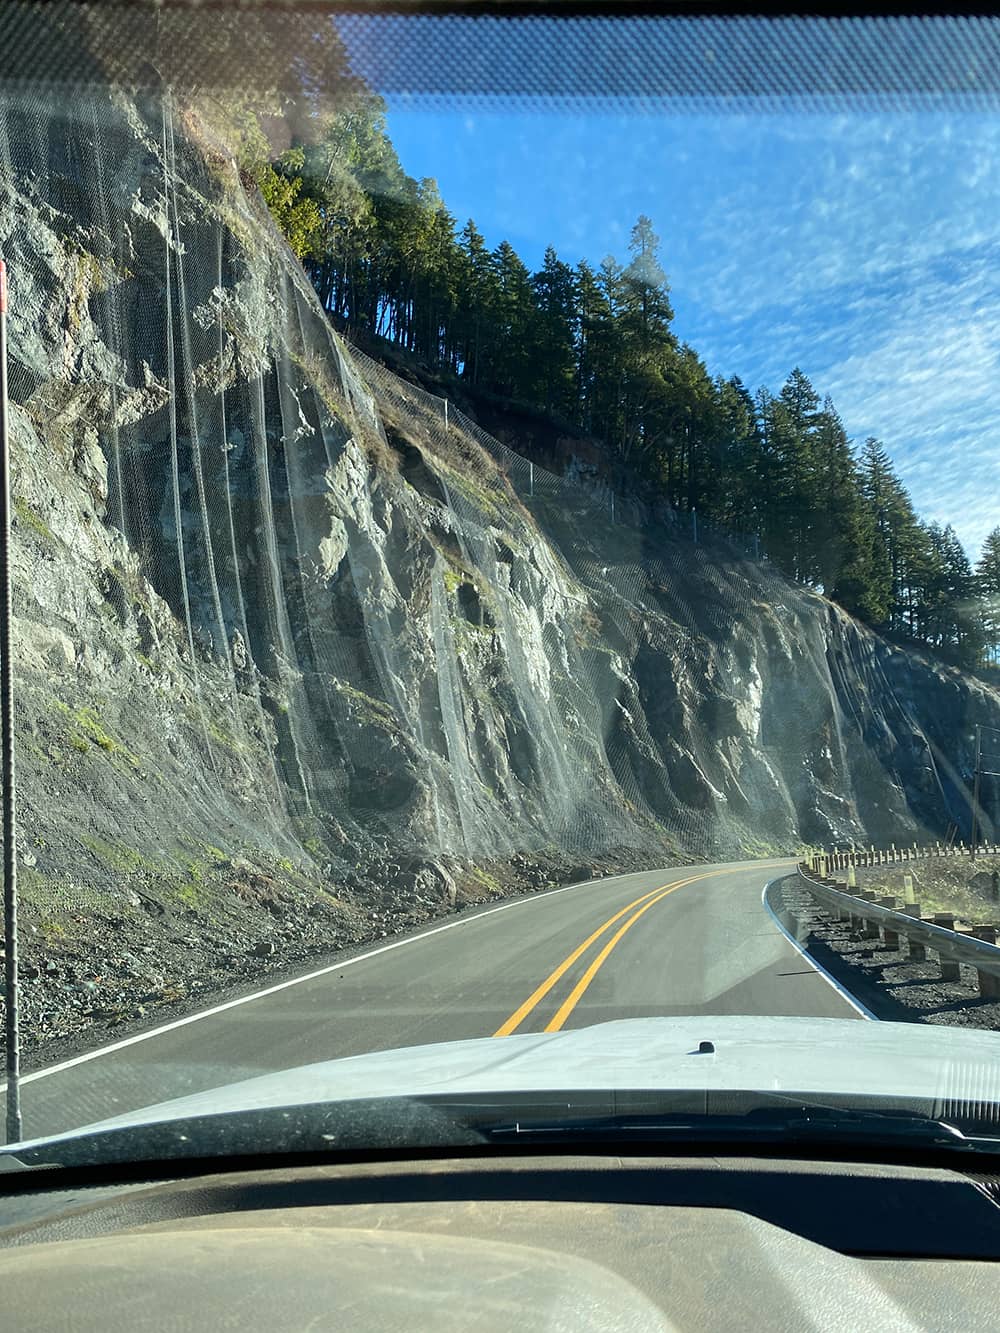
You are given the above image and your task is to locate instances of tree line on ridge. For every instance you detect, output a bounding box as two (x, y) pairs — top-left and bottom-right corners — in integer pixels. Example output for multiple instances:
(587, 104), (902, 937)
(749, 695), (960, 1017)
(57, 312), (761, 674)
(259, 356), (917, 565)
(233, 93), (1000, 672)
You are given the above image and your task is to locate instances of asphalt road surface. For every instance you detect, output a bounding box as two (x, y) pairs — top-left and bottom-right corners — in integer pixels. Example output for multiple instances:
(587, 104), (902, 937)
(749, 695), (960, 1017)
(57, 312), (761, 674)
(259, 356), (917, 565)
(4, 860), (862, 1142)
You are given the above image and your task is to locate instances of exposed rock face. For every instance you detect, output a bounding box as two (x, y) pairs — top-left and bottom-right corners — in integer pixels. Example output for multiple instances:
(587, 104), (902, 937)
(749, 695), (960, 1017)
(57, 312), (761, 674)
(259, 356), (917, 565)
(0, 80), (998, 1052)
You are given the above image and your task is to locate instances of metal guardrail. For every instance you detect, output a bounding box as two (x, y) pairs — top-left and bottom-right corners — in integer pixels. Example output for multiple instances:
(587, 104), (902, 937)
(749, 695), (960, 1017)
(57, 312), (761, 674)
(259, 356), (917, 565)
(814, 843), (1000, 873)
(796, 865), (1000, 1000)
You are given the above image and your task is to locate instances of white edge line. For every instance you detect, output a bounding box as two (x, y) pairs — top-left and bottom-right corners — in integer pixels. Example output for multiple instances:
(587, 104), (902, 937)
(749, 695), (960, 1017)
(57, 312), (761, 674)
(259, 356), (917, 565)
(761, 876), (877, 1022)
(0, 869), (657, 1093)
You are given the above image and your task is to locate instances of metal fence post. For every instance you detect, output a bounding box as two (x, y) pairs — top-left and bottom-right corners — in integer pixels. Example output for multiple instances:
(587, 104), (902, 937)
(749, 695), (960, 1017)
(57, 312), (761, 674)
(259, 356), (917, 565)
(972, 724), (982, 858)
(0, 258), (20, 1144)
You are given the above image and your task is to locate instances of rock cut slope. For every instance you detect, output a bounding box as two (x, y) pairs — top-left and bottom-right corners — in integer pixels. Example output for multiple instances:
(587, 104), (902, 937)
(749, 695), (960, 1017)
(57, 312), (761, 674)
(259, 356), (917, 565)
(0, 72), (998, 1050)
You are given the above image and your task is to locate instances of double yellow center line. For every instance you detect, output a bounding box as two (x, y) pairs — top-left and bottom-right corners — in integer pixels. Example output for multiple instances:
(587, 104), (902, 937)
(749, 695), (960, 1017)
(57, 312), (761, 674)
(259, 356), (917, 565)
(493, 862), (789, 1037)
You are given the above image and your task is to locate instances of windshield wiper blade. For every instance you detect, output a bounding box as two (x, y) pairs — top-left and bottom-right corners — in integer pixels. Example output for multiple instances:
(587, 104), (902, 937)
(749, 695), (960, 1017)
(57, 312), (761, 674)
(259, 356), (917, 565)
(485, 1106), (997, 1152)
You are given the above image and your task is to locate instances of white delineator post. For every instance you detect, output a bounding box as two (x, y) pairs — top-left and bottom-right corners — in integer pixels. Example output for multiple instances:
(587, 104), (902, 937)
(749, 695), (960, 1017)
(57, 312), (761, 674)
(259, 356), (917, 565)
(0, 258), (21, 1144)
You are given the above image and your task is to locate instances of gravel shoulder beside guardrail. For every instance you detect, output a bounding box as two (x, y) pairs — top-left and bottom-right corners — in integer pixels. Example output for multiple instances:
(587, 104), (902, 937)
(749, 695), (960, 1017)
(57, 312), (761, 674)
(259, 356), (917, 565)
(774, 874), (1000, 1030)
(853, 857), (1000, 923)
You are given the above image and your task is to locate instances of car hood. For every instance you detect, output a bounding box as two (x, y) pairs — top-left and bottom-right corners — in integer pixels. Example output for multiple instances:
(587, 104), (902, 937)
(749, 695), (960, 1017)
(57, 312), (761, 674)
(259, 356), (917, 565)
(10, 1014), (1000, 1153)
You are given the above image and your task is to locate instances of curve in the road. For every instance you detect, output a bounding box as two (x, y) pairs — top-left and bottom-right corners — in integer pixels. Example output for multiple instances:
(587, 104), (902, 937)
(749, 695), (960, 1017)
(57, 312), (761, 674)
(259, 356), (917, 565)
(495, 867), (735, 1036)
(3, 860), (864, 1143)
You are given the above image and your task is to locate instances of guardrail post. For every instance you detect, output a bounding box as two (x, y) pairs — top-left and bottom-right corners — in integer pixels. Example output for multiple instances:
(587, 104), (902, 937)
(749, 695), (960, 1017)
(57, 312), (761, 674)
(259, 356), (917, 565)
(931, 915), (961, 979)
(877, 897), (898, 948)
(971, 928), (1000, 996)
(900, 903), (926, 959)
(798, 865), (1000, 996)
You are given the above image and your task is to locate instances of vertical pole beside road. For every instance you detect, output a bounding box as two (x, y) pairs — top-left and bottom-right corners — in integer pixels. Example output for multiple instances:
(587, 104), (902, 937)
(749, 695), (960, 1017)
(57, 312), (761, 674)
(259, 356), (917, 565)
(0, 258), (21, 1144)
(972, 723), (982, 860)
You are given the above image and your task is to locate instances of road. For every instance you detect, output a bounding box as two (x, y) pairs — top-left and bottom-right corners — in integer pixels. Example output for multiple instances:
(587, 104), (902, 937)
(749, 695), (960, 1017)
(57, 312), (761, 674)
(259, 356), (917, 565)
(6, 860), (862, 1142)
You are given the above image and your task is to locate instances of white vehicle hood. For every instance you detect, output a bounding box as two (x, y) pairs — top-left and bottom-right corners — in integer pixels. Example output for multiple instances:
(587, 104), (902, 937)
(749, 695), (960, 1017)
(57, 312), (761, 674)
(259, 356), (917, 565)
(12, 1014), (1000, 1151)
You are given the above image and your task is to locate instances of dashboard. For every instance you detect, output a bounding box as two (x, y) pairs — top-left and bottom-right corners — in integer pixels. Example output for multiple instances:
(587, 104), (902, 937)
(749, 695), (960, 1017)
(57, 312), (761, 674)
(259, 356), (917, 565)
(2, 1151), (1000, 1329)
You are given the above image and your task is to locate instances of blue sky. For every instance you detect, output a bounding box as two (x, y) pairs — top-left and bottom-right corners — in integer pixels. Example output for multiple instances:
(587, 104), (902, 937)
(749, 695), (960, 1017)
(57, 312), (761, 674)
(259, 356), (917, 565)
(378, 102), (1000, 560)
(374, 100), (1000, 560)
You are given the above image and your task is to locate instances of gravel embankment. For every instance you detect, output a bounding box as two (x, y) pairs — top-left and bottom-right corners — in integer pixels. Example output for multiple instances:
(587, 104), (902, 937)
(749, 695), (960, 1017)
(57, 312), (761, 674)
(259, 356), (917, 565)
(775, 872), (1000, 1029)
(1, 845), (658, 1073)
(853, 856), (1000, 922)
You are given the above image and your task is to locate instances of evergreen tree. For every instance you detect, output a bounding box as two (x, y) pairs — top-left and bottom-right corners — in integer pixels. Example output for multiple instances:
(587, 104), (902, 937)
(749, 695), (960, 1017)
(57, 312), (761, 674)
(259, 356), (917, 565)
(940, 524), (984, 667)
(530, 246), (578, 417)
(858, 438), (921, 634)
(488, 241), (536, 398)
(779, 367), (821, 434)
(810, 400), (877, 615)
(616, 218), (676, 470)
(247, 108), (983, 673)
(621, 214), (674, 354)
(758, 371), (820, 582)
(711, 376), (762, 531)
(574, 259), (609, 432)
(454, 220), (494, 384)
(977, 527), (1000, 664)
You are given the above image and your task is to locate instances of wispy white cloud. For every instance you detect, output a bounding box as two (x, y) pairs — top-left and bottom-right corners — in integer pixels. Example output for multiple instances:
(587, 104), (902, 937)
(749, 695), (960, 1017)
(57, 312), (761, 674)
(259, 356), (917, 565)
(668, 112), (1000, 556)
(384, 101), (1000, 554)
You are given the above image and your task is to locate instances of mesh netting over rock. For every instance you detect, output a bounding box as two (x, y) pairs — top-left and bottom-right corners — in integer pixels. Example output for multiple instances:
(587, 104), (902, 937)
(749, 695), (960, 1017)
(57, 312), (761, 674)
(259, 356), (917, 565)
(2, 72), (998, 917)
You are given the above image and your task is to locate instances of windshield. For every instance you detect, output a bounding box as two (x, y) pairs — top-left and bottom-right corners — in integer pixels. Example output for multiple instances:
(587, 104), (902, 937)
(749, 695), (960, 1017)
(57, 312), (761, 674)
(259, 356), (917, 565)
(2, 2), (1000, 1161)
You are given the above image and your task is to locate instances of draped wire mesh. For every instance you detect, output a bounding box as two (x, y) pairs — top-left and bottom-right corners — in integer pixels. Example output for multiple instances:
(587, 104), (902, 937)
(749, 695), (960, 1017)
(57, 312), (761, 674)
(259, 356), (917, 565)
(344, 342), (803, 857)
(0, 72), (804, 878)
(5, 4), (980, 926)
